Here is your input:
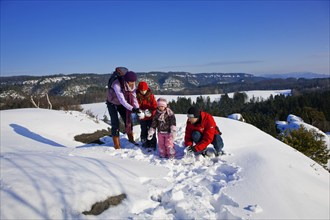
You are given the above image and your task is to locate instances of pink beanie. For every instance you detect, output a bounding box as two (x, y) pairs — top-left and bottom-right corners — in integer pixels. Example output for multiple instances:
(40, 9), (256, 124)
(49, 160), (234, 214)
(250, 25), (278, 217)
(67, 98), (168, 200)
(157, 97), (167, 107)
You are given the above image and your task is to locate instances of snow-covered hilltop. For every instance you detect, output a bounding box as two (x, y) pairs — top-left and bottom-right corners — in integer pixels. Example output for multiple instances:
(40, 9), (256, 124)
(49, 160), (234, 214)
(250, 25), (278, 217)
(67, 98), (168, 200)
(1, 108), (329, 219)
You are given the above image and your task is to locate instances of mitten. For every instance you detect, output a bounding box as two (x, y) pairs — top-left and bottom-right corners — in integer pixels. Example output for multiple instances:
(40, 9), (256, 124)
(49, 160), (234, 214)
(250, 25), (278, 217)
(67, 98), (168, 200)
(171, 131), (176, 140)
(170, 125), (176, 140)
(147, 128), (155, 140)
(144, 109), (152, 117)
(137, 111), (145, 119)
(147, 134), (153, 140)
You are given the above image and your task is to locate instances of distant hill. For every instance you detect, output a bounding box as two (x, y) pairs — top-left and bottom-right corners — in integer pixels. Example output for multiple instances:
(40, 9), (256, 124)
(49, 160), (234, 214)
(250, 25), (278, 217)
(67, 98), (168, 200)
(260, 72), (329, 79)
(0, 72), (259, 99)
(0, 72), (329, 109)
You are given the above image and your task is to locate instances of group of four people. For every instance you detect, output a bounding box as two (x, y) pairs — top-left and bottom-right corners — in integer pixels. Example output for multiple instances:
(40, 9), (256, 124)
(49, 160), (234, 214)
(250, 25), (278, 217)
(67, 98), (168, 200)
(106, 67), (224, 159)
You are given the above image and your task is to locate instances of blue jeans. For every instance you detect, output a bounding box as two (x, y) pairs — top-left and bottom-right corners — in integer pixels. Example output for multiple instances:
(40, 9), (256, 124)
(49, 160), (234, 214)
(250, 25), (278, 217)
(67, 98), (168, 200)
(191, 130), (224, 153)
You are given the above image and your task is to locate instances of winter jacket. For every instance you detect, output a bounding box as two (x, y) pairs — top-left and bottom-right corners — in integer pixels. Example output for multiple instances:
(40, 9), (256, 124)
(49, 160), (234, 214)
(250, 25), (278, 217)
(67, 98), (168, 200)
(136, 89), (157, 120)
(150, 108), (176, 133)
(107, 79), (139, 111)
(184, 111), (221, 152)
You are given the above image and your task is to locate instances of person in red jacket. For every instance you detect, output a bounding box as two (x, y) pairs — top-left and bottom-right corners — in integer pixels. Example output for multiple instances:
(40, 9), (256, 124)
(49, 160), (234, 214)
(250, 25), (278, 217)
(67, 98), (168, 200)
(136, 81), (158, 149)
(184, 106), (224, 156)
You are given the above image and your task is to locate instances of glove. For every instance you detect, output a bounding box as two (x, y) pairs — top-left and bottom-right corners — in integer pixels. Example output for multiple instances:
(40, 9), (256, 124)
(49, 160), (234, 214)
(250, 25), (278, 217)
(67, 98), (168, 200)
(144, 109), (152, 117)
(147, 128), (155, 140)
(137, 111), (145, 119)
(170, 125), (176, 140)
(132, 108), (140, 113)
(187, 145), (197, 153)
(147, 133), (153, 140)
(171, 131), (176, 140)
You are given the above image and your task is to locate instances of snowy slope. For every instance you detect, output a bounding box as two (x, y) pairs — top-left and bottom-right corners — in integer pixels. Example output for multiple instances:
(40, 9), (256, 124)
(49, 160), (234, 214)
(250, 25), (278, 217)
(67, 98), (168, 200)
(0, 108), (329, 220)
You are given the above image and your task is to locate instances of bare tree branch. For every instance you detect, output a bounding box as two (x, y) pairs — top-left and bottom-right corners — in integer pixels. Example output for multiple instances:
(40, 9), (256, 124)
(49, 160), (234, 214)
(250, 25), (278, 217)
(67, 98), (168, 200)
(30, 96), (39, 108)
(46, 93), (52, 109)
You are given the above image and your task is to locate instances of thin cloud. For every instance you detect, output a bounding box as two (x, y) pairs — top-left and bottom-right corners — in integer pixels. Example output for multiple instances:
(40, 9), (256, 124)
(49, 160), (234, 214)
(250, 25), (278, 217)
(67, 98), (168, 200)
(304, 52), (329, 59)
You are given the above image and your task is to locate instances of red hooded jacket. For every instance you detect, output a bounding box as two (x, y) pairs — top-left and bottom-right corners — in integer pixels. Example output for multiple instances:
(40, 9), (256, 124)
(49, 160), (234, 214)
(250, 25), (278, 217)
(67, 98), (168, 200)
(184, 111), (221, 152)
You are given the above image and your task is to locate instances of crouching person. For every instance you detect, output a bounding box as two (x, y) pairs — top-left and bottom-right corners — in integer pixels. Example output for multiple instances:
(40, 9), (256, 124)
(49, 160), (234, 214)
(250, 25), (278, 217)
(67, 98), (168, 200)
(148, 98), (176, 159)
(184, 106), (224, 157)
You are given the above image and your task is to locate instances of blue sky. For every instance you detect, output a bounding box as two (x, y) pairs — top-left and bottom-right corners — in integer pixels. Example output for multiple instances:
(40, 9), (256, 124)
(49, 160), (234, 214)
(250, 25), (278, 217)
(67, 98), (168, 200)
(1, 0), (329, 76)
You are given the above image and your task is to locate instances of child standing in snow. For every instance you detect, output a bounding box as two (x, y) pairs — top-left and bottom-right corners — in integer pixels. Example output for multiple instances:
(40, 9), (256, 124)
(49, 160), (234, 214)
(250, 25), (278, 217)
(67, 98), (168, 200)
(136, 81), (158, 149)
(147, 98), (176, 159)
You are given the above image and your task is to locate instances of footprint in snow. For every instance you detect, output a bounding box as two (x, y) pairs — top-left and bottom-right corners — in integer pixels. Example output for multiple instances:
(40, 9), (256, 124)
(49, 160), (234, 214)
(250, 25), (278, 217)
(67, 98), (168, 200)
(244, 204), (263, 213)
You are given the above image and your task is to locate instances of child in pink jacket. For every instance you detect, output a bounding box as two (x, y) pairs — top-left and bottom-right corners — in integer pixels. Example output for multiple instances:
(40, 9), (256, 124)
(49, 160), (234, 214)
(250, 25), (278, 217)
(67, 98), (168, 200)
(147, 98), (176, 159)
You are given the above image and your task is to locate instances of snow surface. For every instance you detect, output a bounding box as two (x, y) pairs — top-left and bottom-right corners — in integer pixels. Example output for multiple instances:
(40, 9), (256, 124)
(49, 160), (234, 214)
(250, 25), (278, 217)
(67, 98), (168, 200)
(1, 106), (329, 220)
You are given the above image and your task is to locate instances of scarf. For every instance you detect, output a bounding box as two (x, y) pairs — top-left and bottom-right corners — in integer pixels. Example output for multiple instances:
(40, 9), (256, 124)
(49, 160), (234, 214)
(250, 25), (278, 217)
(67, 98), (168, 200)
(157, 107), (174, 123)
(124, 82), (135, 135)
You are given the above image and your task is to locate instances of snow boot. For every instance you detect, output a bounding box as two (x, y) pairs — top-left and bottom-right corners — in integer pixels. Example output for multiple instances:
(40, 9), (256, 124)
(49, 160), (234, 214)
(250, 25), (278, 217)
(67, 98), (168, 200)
(141, 138), (147, 148)
(112, 136), (120, 149)
(149, 136), (157, 150)
(127, 133), (138, 146)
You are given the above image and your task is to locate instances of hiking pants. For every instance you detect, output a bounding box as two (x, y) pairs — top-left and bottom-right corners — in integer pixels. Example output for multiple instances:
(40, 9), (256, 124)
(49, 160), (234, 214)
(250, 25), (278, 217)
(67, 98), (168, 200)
(191, 130), (224, 153)
(107, 102), (127, 137)
(157, 132), (175, 158)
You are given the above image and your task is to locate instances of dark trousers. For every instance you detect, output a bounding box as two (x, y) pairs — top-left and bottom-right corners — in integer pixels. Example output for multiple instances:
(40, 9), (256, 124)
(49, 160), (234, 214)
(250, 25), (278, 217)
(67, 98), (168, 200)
(107, 102), (127, 137)
(140, 119), (156, 148)
(191, 130), (224, 153)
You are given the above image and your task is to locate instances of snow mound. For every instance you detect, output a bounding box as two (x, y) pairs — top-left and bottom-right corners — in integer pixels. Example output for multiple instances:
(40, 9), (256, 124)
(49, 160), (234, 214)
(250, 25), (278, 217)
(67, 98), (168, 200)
(228, 113), (245, 122)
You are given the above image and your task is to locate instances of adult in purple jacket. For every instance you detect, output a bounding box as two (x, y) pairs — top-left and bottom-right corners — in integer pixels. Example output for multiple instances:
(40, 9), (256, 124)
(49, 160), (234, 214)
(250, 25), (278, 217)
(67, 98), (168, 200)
(107, 70), (140, 149)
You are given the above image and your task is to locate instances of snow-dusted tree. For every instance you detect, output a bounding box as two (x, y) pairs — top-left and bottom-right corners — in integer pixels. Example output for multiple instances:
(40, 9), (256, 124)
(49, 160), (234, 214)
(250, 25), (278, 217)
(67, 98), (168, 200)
(279, 126), (329, 170)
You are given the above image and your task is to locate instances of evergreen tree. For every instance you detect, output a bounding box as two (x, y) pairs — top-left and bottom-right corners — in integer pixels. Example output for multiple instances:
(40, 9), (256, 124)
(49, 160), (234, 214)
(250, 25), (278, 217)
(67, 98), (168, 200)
(219, 94), (234, 117)
(168, 97), (192, 114)
(278, 126), (329, 170)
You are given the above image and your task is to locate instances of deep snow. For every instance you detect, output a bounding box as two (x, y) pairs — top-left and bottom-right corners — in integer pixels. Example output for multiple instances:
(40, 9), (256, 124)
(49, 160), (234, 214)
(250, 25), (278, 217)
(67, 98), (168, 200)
(1, 105), (329, 219)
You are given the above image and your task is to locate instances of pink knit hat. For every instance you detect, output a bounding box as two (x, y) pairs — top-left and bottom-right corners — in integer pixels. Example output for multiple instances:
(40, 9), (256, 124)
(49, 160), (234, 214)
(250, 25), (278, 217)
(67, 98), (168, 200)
(157, 97), (167, 107)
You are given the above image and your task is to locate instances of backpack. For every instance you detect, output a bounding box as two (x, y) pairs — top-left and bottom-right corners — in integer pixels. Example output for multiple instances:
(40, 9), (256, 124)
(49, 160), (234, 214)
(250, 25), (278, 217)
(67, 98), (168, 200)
(107, 67), (128, 89)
